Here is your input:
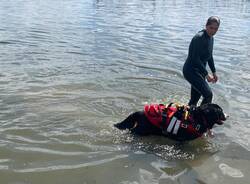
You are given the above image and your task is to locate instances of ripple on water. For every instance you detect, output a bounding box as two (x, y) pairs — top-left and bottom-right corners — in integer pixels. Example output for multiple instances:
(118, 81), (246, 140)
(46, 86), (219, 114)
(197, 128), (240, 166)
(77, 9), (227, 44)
(13, 154), (128, 173)
(219, 163), (244, 178)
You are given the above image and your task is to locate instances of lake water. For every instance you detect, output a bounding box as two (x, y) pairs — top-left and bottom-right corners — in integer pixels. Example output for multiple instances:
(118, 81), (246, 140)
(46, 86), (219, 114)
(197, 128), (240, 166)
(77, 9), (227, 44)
(0, 0), (250, 183)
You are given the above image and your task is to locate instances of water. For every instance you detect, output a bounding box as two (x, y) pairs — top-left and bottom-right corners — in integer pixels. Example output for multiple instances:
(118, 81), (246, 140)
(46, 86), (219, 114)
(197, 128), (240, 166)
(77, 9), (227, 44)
(0, 0), (250, 183)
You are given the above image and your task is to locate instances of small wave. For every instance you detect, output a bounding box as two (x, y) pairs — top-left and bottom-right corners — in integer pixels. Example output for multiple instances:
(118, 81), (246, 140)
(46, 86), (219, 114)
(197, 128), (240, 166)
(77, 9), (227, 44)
(0, 41), (15, 45)
(14, 146), (86, 156)
(6, 135), (48, 144)
(14, 154), (128, 173)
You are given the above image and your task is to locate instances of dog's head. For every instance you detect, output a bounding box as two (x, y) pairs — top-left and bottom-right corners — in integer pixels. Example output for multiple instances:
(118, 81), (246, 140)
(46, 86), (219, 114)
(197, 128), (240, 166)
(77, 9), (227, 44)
(195, 103), (227, 129)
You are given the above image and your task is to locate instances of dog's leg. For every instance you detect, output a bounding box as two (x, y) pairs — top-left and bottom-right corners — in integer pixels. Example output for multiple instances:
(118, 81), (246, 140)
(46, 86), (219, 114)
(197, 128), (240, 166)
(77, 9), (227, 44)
(206, 129), (214, 138)
(114, 112), (141, 130)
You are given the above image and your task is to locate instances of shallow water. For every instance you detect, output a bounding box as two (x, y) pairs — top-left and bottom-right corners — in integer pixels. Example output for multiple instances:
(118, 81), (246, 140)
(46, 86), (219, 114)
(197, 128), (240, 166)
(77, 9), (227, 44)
(0, 0), (250, 183)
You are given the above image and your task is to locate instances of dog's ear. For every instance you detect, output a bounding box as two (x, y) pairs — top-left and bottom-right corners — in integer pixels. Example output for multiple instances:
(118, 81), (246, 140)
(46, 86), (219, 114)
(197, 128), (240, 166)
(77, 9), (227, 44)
(189, 105), (201, 119)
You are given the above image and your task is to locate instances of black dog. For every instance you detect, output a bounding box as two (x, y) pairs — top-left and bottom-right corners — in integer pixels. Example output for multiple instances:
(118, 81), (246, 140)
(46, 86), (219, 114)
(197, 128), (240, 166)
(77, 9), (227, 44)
(114, 103), (227, 141)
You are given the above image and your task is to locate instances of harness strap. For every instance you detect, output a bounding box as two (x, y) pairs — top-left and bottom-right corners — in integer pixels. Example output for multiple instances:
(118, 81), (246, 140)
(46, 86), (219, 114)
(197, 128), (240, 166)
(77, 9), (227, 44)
(201, 115), (210, 133)
(161, 110), (167, 128)
(184, 110), (189, 120)
(187, 125), (202, 137)
(161, 108), (175, 129)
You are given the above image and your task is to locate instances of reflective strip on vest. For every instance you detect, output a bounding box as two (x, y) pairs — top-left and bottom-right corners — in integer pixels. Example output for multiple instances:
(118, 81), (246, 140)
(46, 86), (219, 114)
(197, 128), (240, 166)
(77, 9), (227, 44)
(173, 120), (181, 135)
(167, 116), (181, 135)
(167, 116), (177, 133)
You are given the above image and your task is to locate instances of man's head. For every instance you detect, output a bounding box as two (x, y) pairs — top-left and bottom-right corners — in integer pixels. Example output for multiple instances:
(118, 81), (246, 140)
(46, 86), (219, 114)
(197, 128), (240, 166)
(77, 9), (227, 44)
(205, 16), (220, 37)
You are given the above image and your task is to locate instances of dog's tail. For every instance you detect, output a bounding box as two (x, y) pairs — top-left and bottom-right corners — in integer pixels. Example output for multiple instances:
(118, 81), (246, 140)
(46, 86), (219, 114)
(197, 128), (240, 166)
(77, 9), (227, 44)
(114, 112), (140, 130)
(114, 122), (128, 130)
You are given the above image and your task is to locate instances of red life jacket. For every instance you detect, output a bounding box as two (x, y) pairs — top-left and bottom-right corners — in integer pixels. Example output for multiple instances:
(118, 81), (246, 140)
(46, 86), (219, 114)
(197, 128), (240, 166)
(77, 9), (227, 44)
(144, 104), (176, 128)
(144, 103), (202, 137)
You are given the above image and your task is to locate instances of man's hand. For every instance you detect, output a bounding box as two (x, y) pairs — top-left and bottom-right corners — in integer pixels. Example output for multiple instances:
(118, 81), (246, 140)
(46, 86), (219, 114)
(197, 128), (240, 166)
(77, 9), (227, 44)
(206, 73), (218, 83)
(212, 72), (218, 83)
(206, 74), (214, 82)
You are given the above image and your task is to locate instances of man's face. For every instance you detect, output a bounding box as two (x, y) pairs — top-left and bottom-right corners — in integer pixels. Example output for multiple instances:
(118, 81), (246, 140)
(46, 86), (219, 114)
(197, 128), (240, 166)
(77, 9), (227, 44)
(206, 23), (219, 37)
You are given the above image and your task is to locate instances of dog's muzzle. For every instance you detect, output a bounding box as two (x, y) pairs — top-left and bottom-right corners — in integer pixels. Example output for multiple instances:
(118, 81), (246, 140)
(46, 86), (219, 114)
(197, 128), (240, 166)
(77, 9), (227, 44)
(217, 113), (228, 125)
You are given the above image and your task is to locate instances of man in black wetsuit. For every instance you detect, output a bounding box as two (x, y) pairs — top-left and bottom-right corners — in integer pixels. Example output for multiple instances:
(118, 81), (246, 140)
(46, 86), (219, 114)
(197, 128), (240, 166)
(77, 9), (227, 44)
(183, 16), (220, 106)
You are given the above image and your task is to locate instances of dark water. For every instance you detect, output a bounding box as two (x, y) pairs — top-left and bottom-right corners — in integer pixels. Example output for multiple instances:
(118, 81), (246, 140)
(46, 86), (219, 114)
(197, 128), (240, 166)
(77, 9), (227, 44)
(0, 0), (250, 183)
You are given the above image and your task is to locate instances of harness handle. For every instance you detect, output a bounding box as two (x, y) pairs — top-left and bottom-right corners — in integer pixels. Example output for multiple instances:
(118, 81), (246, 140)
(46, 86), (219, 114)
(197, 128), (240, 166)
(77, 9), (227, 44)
(161, 102), (185, 128)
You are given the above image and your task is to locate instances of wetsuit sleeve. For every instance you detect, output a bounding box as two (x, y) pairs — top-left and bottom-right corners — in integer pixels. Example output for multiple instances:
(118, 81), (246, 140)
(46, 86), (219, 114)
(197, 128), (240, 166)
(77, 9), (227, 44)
(208, 56), (216, 73)
(189, 35), (208, 76)
(207, 38), (216, 73)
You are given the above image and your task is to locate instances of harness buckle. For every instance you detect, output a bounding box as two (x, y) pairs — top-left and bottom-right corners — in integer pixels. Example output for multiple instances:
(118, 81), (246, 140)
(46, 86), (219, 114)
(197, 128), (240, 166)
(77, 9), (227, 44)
(195, 124), (201, 131)
(181, 123), (188, 128)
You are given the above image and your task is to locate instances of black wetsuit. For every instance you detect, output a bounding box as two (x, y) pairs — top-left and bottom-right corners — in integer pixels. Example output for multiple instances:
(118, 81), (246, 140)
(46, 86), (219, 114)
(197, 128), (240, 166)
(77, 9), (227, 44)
(183, 29), (216, 106)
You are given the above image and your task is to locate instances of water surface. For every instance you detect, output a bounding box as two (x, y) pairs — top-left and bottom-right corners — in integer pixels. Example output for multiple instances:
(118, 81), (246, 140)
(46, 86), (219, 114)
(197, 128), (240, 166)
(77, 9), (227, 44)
(0, 0), (250, 183)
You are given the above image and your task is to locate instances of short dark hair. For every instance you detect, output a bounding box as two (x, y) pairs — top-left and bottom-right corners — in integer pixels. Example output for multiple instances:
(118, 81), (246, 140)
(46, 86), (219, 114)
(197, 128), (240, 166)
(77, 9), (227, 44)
(206, 16), (220, 27)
